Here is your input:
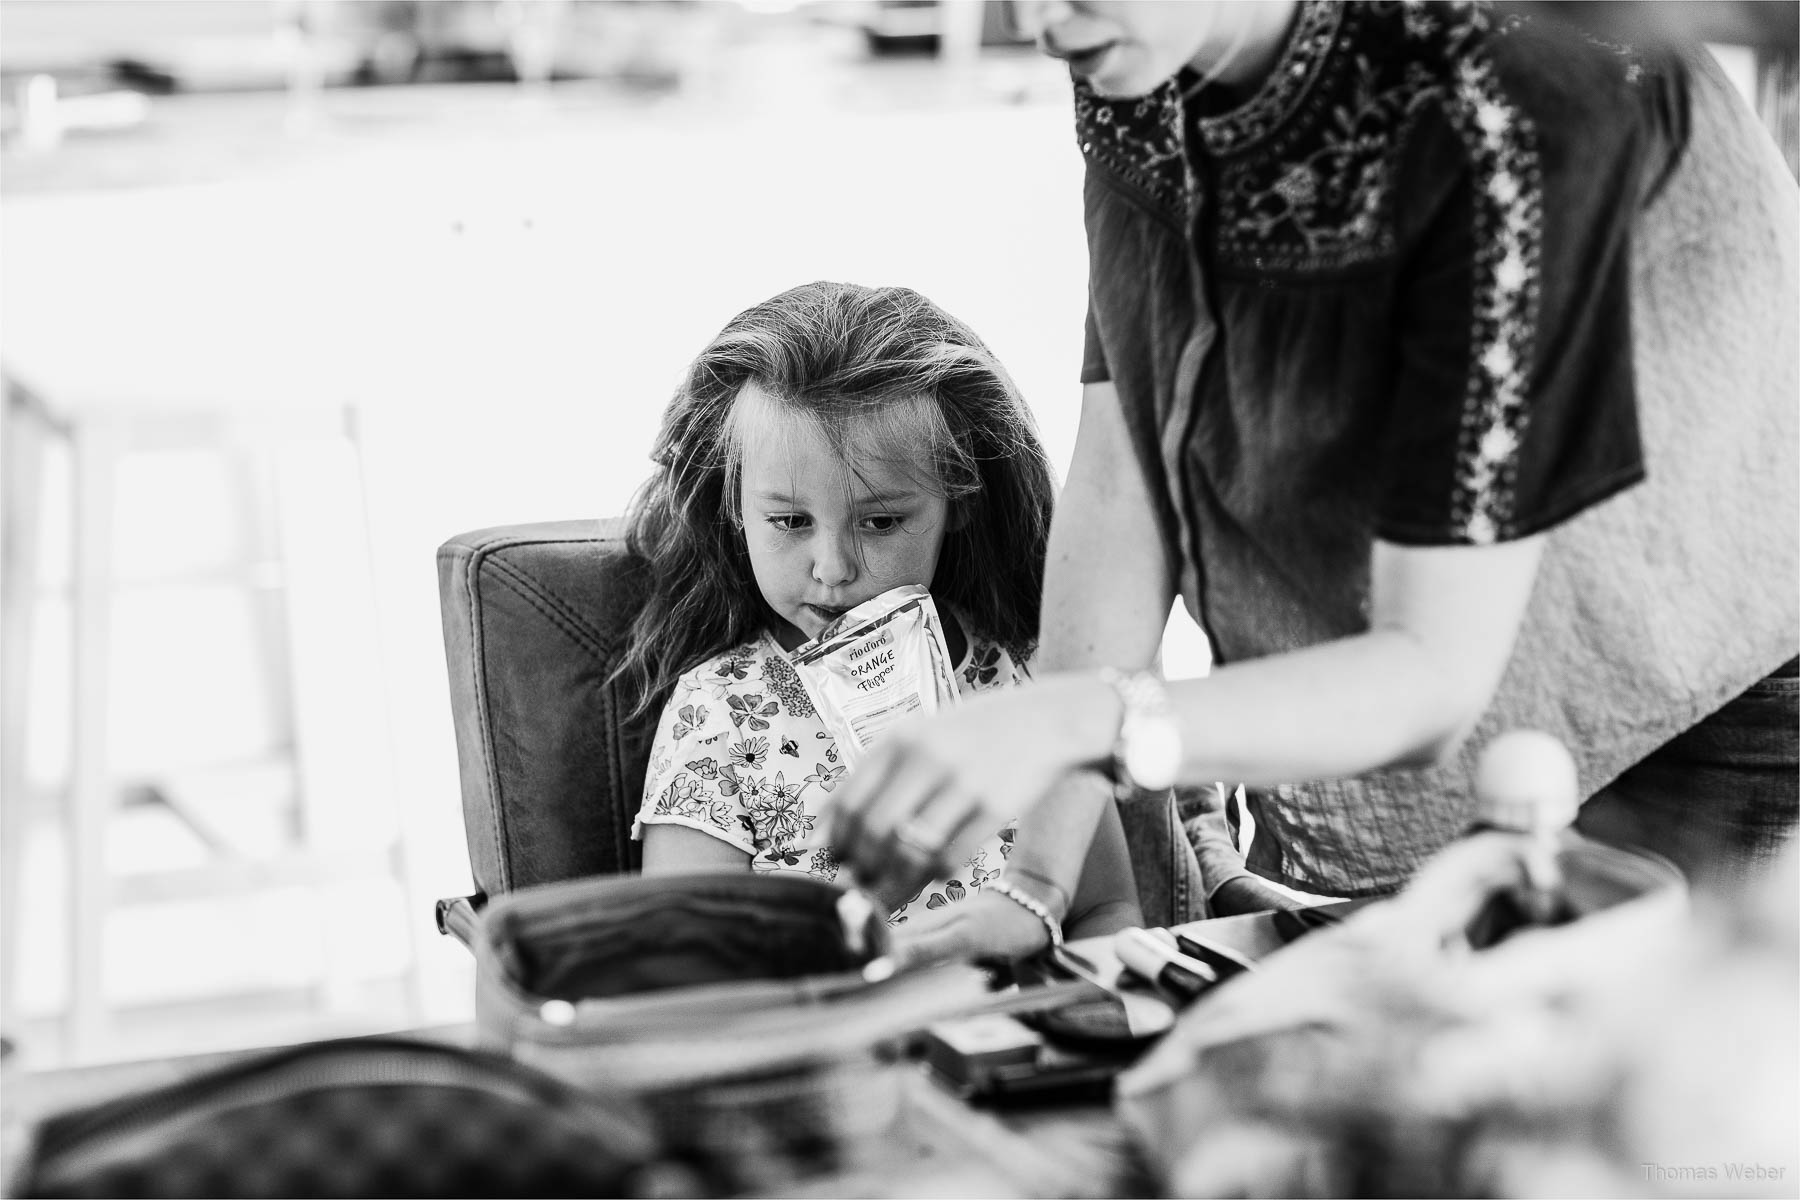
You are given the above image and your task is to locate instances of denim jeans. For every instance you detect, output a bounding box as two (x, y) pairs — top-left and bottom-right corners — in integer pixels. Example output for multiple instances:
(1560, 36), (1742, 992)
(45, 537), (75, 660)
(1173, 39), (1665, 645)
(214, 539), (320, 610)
(1576, 657), (1800, 897)
(1121, 790), (1207, 926)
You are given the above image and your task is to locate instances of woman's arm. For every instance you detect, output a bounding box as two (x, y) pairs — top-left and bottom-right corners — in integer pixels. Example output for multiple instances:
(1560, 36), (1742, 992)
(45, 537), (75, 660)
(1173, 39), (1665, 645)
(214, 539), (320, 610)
(1040, 381), (1176, 670)
(1063, 534), (1547, 785)
(991, 380), (1176, 914)
(830, 534), (1545, 899)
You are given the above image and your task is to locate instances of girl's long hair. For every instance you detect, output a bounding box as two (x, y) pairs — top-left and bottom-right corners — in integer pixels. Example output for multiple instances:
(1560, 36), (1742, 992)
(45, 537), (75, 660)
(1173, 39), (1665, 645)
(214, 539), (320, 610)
(615, 280), (1055, 723)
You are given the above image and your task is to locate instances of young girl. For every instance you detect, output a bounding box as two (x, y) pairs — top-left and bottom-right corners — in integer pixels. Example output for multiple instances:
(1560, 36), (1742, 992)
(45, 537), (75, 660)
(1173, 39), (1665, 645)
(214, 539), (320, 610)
(618, 280), (1140, 947)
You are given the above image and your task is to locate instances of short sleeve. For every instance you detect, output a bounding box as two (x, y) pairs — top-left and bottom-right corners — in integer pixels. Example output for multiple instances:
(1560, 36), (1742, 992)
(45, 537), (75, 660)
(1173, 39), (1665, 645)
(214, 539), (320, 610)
(1080, 295), (1111, 385)
(955, 631), (1029, 695)
(633, 673), (757, 856)
(1376, 84), (1647, 546)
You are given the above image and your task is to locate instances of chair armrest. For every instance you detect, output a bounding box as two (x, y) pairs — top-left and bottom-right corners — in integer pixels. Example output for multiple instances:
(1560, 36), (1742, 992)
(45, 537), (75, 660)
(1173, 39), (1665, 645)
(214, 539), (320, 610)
(435, 894), (483, 950)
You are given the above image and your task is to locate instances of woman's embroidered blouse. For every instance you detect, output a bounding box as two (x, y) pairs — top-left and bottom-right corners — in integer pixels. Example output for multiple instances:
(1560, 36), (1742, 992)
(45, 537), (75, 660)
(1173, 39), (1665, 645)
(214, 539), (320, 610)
(1078, 0), (1800, 894)
(634, 626), (1026, 924)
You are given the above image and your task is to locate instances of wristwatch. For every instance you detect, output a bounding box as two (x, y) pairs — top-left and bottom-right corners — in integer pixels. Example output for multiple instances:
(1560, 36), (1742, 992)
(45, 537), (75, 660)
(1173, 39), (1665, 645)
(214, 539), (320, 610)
(1099, 667), (1182, 794)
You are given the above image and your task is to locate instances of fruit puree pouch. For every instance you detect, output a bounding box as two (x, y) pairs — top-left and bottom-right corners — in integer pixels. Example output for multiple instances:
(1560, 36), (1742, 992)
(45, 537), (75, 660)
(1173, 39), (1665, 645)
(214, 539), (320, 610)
(791, 585), (960, 768)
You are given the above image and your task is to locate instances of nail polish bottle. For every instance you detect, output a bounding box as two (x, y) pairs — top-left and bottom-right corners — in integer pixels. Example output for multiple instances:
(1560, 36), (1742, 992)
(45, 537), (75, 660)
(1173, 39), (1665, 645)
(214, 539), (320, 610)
(1464, 729), (1581, 948)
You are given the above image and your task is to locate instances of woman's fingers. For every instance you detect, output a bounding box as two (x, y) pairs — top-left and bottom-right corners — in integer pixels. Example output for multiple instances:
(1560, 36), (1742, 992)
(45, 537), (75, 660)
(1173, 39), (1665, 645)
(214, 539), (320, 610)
(828, 739), (905, 869)
(853, 741), (949, 857)
(873, 789), (990, 907)
(854, 753), (972, 902)
(828, 689), (1083, 900)
(831, 732), (969, 886)
(831, 747), (941, 899)
(1389, 831), (1533, 943)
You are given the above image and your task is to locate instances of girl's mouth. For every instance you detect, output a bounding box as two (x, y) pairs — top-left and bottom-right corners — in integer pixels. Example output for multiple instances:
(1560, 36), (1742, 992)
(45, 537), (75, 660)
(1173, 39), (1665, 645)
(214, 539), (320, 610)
(805, 604), (848, 625)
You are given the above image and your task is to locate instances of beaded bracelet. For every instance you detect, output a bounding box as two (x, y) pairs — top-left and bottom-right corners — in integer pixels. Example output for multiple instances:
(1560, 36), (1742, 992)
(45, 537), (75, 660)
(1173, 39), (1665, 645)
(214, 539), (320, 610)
(986, 878), (1064, 951)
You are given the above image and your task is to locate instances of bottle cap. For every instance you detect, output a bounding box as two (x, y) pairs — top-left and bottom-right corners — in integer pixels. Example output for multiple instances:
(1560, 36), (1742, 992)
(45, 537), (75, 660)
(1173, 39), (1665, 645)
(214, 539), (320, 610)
(1473, 729), (1579, 837)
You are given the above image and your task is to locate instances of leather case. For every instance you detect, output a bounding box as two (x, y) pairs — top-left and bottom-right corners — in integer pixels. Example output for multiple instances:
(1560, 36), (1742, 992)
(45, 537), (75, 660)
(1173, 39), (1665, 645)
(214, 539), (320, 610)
(12, 1036), (680, 1199)
(470, 869), (996, 1190)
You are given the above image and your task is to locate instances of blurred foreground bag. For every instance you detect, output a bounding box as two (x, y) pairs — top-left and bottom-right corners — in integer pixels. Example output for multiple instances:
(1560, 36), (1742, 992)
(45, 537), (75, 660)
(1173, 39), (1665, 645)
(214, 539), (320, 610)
(469, 869), (997, 1193)
(12, 1036), (682, 1199)
(1115, 832), (1694, 1198)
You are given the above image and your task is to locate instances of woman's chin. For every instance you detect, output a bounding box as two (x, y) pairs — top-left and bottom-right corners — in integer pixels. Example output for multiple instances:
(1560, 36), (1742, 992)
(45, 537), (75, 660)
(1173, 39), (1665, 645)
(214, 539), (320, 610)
(1080, 53), (1169, 99)
(1087, 73), (1152, 98)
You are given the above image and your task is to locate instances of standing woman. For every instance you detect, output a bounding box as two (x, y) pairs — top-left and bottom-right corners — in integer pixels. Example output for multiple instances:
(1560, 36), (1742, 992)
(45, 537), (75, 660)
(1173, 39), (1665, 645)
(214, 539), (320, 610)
(829, 1), (1798, 914)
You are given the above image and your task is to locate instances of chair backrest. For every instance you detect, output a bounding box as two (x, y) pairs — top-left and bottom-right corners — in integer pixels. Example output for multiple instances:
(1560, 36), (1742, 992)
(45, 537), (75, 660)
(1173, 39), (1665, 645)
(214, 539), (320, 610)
(437, 519), (658, 899)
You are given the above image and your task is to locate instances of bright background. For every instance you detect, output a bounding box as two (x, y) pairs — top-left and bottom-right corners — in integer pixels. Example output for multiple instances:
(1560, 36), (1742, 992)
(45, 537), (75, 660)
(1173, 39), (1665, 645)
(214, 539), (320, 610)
(1, 0), (1220, 1071)
(0, 0), (1781, 1074)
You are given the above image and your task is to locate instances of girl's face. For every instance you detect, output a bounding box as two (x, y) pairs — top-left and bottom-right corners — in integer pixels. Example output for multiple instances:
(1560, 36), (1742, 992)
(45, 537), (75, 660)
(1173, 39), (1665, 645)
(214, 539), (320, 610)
(736, 386), (951, 651)
(1013, 1), (1279, 98)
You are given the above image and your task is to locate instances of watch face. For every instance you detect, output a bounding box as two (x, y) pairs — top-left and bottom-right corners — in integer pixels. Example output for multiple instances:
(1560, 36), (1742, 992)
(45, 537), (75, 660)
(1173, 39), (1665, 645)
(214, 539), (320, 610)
(1126, 720), (1181, 792)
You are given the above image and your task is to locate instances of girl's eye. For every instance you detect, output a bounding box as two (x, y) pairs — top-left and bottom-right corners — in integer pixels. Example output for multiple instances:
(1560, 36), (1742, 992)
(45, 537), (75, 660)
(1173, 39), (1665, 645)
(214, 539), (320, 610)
(861, 513), (905, 534)
(766, 514), (809, 533)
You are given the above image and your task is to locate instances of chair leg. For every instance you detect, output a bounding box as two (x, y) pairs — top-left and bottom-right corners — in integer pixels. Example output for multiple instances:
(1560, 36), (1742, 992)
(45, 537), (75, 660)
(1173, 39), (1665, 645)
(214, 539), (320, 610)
(258, 433), (363, 1017)
(342, 407), (428, 1027)
(1, 383), (53, 1052)
(269, 409), (426, 1025)
(67, 417), (119, 1062)
(236, 434), (301, 843)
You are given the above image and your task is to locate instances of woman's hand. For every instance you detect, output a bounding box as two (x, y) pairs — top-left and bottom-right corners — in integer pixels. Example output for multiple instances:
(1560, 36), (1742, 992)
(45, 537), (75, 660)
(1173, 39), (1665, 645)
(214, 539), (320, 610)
(829, 674), (1118, 906)
(886, 888), (1058, 971)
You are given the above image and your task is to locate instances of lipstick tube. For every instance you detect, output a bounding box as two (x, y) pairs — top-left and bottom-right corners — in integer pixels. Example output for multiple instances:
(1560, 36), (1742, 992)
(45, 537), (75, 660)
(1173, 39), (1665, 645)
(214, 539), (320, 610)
(1148, 927), (1257, 981)
(1113, 927), (1217, 1004)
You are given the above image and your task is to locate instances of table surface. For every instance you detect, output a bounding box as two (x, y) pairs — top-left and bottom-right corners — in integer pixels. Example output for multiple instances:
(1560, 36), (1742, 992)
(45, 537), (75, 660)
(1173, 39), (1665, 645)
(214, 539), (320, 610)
(2, 912), (1299, 1198)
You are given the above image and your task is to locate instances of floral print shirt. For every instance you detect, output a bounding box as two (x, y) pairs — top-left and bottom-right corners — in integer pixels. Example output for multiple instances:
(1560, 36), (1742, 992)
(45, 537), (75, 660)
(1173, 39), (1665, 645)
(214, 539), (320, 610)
(632, 625), (1027, 923)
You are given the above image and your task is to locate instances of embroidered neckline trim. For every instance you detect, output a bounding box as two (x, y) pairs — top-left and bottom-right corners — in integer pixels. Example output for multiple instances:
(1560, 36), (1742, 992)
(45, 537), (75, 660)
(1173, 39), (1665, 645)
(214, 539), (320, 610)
(1194, 0), (1344, 156)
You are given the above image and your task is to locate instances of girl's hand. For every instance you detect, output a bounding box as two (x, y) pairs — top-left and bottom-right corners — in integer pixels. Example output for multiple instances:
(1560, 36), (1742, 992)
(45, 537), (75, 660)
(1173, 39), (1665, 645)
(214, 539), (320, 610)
(887, 889), (1057, 971)
(829, 674), (1116, 906)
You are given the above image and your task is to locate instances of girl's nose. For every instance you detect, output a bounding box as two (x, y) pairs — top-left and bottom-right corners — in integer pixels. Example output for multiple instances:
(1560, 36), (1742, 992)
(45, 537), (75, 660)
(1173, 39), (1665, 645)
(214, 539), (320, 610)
(812, 532), (858, 588)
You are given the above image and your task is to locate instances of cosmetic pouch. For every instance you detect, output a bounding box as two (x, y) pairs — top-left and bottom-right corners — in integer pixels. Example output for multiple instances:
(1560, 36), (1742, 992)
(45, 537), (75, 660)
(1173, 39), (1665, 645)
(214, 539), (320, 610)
(468, 869), (996, 1191)
(11, 1035), (684, 1199)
